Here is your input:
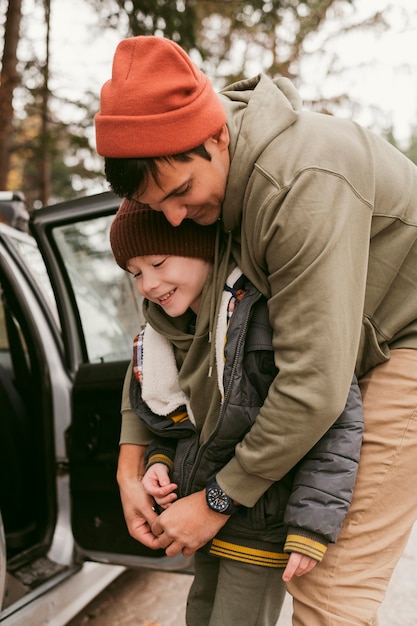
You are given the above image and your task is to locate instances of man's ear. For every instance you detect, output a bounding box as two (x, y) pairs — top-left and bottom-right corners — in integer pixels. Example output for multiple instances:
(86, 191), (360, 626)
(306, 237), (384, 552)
(211, 124), (230, 151)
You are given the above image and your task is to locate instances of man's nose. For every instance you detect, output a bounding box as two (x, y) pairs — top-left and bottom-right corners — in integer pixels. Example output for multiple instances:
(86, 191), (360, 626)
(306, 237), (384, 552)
(161, 202), (188, 226)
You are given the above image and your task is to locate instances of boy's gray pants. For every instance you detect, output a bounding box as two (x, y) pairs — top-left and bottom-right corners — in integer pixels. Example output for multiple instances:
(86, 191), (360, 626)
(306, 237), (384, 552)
(186, 551), (286, 626)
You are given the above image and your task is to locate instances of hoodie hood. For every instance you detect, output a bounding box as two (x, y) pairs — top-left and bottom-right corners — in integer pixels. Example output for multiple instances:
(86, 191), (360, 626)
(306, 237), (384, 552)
(219, 73), (301, 232)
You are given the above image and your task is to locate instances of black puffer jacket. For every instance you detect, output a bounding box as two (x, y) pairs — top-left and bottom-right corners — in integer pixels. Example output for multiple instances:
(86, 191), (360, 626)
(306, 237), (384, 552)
(130, 274), (364, 567)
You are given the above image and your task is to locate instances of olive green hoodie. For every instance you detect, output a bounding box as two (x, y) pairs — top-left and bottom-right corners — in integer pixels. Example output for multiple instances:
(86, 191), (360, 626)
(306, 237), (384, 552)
(121, 73), (417, 508)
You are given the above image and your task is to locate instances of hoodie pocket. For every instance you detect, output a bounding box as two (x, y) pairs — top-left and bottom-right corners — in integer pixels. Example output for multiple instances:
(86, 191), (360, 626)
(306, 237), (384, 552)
(357, 316), (390, 378)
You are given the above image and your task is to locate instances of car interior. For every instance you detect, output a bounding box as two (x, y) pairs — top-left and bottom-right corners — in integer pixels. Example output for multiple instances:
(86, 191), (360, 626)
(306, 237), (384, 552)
(0, 270), (61, 607)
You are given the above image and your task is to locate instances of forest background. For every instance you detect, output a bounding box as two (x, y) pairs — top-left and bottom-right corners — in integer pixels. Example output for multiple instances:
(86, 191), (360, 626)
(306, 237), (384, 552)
(1, 0), (416, 211)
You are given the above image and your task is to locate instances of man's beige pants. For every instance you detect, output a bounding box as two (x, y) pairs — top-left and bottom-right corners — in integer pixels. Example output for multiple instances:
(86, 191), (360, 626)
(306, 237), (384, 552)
(287, 349), (417, 625)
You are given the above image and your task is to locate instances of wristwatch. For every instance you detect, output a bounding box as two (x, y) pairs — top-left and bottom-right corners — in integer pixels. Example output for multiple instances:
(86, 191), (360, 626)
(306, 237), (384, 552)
(205, 478), (240, 515)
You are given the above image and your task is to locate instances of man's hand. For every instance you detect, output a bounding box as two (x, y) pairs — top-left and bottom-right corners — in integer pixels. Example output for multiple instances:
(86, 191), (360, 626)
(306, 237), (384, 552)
(151, 490), (229, 557)
(117, 444), (160, 549)
(282, 552), (318, 582)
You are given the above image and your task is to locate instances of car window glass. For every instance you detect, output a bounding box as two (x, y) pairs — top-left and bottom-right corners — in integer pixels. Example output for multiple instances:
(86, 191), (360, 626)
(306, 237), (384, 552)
(8, 234), (60, 327)
(52, 216), (144, 363)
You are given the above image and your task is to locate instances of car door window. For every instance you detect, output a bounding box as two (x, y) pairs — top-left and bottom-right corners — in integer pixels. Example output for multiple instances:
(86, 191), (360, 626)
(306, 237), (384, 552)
(51, 215), (144, 363)
(7, 232), (60, 328)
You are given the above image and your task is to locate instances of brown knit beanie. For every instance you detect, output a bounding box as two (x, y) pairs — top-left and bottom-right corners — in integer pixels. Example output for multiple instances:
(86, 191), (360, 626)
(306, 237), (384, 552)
(110, 199), (217, 271)
(95, 36), (227, 158)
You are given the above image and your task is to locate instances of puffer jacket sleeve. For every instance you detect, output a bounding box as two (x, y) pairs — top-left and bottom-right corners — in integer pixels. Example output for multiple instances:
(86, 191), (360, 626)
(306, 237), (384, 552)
(283, 375), (363, 561)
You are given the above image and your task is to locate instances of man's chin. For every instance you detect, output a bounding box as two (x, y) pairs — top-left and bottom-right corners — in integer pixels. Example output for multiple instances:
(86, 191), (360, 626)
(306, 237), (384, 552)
(191, 207), (221, 225)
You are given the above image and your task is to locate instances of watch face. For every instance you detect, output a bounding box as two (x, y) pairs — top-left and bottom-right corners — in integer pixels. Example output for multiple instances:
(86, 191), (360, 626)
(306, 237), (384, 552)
(207, 484), (231, 513)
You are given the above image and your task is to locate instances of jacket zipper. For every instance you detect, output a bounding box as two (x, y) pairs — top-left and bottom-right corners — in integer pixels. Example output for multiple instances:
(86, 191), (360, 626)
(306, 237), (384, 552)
(184, 286), (262, 493)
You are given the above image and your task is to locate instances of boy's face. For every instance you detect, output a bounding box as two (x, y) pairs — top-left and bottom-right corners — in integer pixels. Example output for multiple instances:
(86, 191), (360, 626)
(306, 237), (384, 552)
(127, 254), (212, 316)
(134, 128), (230, 227)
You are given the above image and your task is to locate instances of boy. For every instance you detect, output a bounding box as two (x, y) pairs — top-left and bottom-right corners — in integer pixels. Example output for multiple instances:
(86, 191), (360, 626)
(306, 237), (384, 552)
(110, 198), (363, 626)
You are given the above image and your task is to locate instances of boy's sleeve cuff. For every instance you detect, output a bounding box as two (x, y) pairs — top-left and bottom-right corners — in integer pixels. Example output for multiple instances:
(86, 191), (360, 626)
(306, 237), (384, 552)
(284, 528), (329, 562)
(145, 453), (175, 474)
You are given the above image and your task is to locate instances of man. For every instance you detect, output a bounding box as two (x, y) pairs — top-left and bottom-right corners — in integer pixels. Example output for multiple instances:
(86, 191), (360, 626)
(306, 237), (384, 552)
(95, 36), (417, 625)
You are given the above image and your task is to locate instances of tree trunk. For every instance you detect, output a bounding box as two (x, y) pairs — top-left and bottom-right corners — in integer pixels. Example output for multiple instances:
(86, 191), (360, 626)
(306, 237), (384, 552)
(39, 0), (52, 205)
(0, 0), (23, 190)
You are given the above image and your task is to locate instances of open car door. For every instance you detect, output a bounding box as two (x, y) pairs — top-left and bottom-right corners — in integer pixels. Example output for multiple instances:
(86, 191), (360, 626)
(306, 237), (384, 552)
(30, 191), (191, 573)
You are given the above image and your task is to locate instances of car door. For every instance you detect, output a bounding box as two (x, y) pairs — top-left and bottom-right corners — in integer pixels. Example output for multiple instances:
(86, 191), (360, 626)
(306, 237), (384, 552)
(30, 190), (191, 572)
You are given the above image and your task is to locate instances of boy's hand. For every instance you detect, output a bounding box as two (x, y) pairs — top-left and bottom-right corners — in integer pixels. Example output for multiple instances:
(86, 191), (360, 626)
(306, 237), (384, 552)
(142, 463), (178, 508)
(282, 552), (318, 582)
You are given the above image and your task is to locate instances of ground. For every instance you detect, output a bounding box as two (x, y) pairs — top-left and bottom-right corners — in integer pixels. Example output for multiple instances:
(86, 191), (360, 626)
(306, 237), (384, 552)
(67, 523), (417, 626)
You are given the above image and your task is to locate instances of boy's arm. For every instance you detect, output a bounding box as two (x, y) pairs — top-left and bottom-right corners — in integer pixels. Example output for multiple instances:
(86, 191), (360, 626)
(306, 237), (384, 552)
(282, 552), (318, 581)
(144, 438), (178, 508)
(283, 375), (364, 559)
(142, 462), (178, 508)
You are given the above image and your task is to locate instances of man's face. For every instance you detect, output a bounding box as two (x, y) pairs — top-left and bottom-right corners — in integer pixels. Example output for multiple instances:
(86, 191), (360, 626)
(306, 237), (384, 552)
(135, 130), (230, 227)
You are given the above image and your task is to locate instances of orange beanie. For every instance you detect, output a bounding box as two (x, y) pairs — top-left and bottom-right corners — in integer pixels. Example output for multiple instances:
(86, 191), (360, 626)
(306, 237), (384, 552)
(95, 36), (227, 158)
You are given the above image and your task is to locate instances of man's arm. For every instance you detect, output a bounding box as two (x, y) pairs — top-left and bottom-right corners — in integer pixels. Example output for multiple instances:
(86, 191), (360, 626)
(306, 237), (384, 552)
(116, 443), (160, 549)
(218, 176), (372, 506)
